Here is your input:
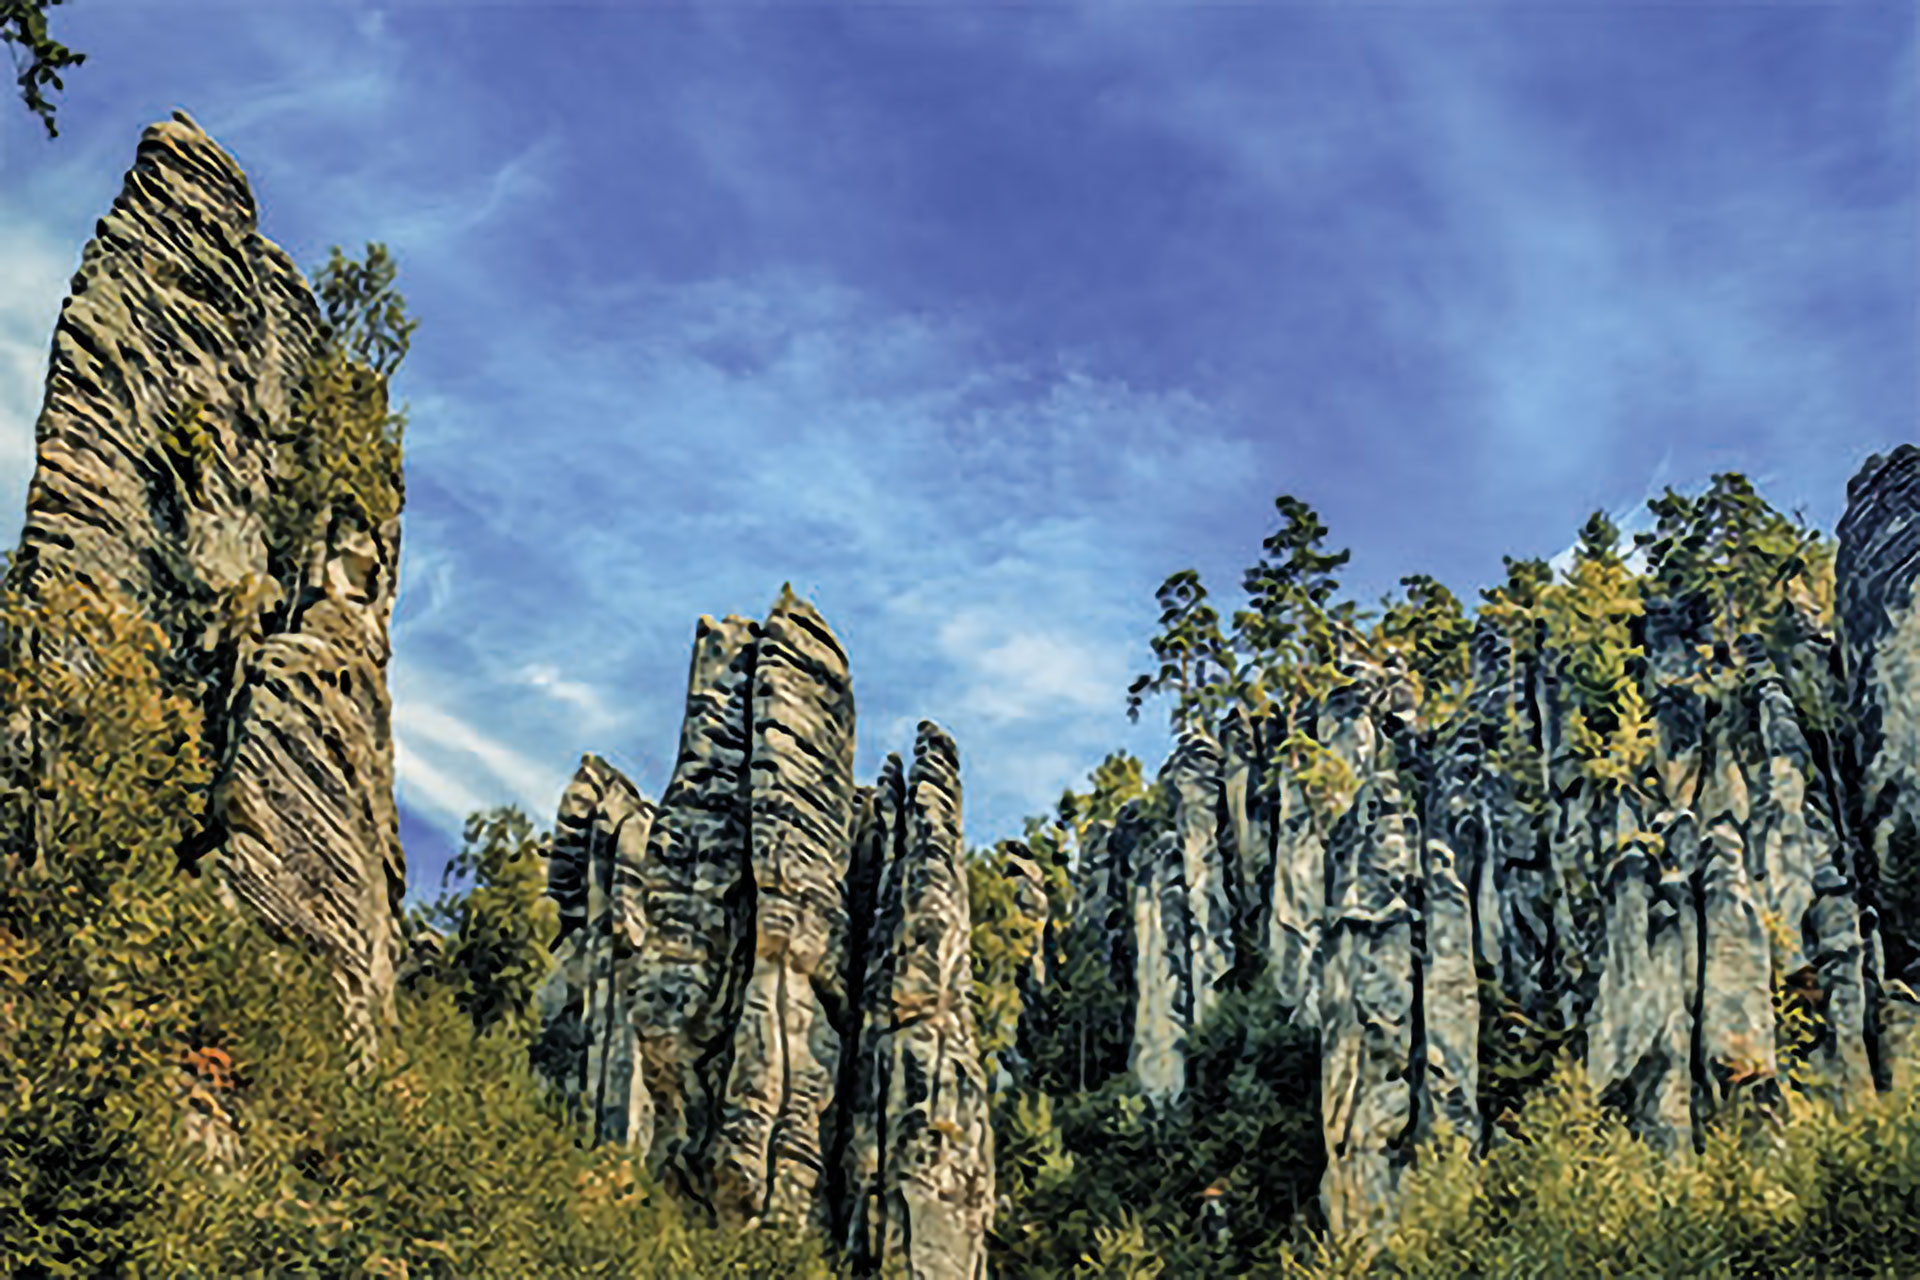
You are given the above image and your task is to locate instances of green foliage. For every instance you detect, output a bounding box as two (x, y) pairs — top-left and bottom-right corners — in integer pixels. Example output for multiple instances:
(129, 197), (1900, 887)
(1542, 512), (1655, 792)
(145, 927), (840, 1278)
(1472, 556), (1556, 815)
(421, 807), (557, 1041)
(1066, 751), (1148, 832)
(1127, 568), (1238, 734)
(1634, 473), (1833, 646)
(1021, 470), (1875, 1276)
(1763, 909), (1824, 1093)
(1024, 913), (1132, 1098)
(1475, 971), (1581, 1145)
(2, 0), (83, 138)
(1478, 555), (1555, 634)
(968, 844), (1047, 1073)
(1371, 574), (1473, 726)
(0, 572), (218, 1276)
(267, 245), (415, 566)
(315, 243), (421, 380)
(1234, 496), (1362, 723)
(1273, 726), (1362, 841)
(1362, 1049), (1920, 1279)
(992, 985), (1324, 1278)
(0, 573), (834, 1276)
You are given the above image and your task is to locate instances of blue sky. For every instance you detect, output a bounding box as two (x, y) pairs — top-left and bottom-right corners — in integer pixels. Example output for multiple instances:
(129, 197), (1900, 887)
(1, 2), (1913, 898)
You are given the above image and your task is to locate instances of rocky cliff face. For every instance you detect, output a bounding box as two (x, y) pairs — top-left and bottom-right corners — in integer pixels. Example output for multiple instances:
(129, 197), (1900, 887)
(7, 113), (406, 1038)
(1066, 448), (1920, 1239)
(534, 754), (655, 1144)
(535, 592), (992, 1278)
(25, 114), (1920, 1263)
(844, 723), (994, 1280)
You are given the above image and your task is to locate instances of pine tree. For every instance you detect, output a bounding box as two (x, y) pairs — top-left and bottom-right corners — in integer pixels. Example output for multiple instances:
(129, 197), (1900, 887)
(1233, 496), (1354, 721)
(1373, 573), (1474, 726)
(1541, 511), (1654, 793)
(1127, 568), (1238, 735)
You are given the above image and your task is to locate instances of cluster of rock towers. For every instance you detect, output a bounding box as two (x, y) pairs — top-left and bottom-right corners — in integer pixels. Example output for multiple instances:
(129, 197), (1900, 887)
(532, 593), (994, 1278)
(13, 110), (1920, 1271)
(1060, 446), (1920, 1240)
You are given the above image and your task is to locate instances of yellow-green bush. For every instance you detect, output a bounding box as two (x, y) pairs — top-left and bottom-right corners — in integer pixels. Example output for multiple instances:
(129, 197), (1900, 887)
(1296, 1052), (1920, 1279)
(0, 573), (836, 1277)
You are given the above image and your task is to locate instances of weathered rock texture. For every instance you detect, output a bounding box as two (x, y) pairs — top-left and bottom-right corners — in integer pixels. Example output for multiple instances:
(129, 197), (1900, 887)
(534, 755), (655, 1145)
(535, 594), (991, 1277)
(847, 724), (994, 1280)
(33, 117), (1920, 1257)
(1077, 449), (1920, 1240)
(7, 113), (405, 1035)
(1839, 447), (1920, 989)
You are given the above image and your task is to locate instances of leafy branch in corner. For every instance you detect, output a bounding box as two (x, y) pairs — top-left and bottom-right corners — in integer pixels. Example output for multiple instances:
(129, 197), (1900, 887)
(3, 0), (84, 138)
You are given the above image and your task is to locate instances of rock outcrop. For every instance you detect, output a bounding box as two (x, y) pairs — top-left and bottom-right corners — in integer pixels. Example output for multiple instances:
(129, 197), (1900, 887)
(1317, 717), (1421, 1240)
(7, 112), (406, 1036)
(535, 593), (992, 1277)
(1838, 447), (1920, 989)
(26, 115), (1920, 1263)
(845, 724), (994, 1280)
(616, 590), (860, 1227)
(1072, 450), (1920, 1242)
(534, 755), (655, 1144)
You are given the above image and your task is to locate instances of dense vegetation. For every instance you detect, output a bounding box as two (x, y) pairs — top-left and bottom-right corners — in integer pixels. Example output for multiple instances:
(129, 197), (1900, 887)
(1, 231), (1915, 1277)
(961, 475), (1903, 1277)
(0, 248), (828, 1277)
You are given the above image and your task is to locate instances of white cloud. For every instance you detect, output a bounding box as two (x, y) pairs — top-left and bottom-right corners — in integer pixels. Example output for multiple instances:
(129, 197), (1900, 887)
(207, 68), (399, 140)
(391, 669), (572, 826)
(517, 662), (617, 732)
(393, 738), (492, 833)
(937, 608), (1127, 726)
(383, 133), (561, 254)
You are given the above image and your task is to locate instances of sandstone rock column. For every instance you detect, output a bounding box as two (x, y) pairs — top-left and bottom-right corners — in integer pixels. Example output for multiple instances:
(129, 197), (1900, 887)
(1837, 446), (1920, 987)
(1130, 830), (1186, 1101)
(632, 613), (761, 1215)
(1695, 703), (1778, 1115)
(858, 724), (993, 1280)
(627, 590), (859, 1228)
(718, 590), (858, 1226)
(10, 111), (405, 1036)
(1418, 837), (1480, 1147)
(839, 755), (908, 1266)
(1586, 840), (1693, 1153)
(535, 755), (656, 1145)
(1268, 765), (1327, 1015)
(1318, 728), (1419, 1243)
(1219, 706), (1271, 955)
(1806, 864), (1876, 1109)
(1167, 732), (1235, 1031)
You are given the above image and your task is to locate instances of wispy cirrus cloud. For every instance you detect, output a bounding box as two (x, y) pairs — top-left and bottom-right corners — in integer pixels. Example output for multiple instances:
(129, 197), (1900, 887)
(1, 0), (1909, 894)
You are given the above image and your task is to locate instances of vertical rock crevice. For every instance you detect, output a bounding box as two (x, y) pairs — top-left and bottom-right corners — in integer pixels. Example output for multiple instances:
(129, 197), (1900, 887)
(9, 111), (406, 1041)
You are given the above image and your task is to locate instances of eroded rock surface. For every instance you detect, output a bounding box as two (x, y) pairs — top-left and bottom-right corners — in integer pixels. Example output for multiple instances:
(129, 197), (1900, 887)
(535, 755), (655, 1145)
(537, 598), (991, 1275)
(1839, 446), (1920, 985)
(850, 724), (994, 1280)
(9, 112), (405, 1035)
(1317, 722), (1420, 1242)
